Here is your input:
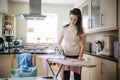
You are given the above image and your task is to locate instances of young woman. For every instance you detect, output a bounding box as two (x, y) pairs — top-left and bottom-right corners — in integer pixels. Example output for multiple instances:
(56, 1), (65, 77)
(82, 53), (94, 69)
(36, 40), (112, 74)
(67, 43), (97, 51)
(58, 8), (86, 80)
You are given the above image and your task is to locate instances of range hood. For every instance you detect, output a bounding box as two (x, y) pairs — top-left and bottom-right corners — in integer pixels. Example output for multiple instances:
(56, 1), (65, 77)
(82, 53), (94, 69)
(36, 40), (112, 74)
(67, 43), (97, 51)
(16, 0), (46, 20)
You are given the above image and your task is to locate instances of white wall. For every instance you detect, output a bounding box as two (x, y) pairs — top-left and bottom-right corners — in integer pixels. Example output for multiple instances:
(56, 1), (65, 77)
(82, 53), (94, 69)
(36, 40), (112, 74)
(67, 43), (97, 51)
(9, 2), (73, 45)
(74, 0), (87, 8)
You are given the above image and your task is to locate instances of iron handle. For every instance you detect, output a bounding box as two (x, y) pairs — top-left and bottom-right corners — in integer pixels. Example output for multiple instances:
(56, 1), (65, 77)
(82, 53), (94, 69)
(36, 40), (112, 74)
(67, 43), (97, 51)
(101, 62), (103, 75)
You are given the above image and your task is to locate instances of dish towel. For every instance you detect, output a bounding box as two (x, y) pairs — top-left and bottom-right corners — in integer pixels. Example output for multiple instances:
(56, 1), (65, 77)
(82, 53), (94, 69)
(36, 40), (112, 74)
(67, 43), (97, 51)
(16, 53), (33, 72)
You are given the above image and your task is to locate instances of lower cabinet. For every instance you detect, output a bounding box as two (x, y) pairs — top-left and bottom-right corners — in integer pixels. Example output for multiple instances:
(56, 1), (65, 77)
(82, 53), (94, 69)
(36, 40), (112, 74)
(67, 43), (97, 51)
(0, 54), (58, 78)
(0, 55), (11, 78)
(0, 54), (117, 79)
(81, 54), (90, 80)
(36, 54), (58, 76)
(101, 59), (117, 80)
(36, 54), (45, 76)
(82, 54), (117, 80)
(89, 55), (101, 80)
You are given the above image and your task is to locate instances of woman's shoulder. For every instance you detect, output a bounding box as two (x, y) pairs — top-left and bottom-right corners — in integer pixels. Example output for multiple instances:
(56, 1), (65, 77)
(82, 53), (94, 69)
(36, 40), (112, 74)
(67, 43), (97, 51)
(61, 26), (68, 30)
(81, 34), (86, 36)
(60, 26), (67, 33)
(79, 33), (86, 41)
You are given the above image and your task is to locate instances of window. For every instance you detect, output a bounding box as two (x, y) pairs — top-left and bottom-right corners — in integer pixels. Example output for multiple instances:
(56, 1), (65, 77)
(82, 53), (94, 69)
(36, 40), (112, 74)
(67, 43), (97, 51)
(27, 14), (57, 43)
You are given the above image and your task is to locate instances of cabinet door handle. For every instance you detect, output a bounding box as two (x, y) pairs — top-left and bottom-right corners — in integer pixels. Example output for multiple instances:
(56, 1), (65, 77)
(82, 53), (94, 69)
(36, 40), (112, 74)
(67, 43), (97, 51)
(88, 19), (91, 29)
(101, 14), (104, 26)
(101, 62), (103, 75)
(90, 18), (93, 28)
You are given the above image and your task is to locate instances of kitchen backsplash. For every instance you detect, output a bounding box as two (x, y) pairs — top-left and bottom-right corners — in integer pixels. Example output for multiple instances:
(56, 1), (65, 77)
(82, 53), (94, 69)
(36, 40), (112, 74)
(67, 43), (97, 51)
(86, 30), (118, 53)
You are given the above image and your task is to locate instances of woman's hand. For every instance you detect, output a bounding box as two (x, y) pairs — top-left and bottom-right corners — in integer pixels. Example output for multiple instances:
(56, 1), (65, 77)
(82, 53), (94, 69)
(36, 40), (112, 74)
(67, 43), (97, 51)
(58, 46), (63, 51)
(78, 34), (86, 61)
(58, 33), (64, 51)
(78, 56), (85, 61)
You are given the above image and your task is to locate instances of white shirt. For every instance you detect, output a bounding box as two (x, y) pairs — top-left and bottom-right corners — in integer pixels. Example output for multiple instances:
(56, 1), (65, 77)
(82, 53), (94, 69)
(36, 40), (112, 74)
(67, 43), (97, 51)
(59, 26), (82, 56)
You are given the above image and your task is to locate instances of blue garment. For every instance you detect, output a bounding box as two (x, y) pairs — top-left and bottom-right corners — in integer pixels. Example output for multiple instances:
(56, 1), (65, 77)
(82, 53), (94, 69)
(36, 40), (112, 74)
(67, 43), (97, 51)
(56, 51), (66, 59)
(16, 53), (33, 72)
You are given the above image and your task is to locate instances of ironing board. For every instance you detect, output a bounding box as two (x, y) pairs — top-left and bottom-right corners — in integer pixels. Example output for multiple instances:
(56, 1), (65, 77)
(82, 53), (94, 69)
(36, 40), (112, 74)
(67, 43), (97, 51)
(38, 55), (96, 79)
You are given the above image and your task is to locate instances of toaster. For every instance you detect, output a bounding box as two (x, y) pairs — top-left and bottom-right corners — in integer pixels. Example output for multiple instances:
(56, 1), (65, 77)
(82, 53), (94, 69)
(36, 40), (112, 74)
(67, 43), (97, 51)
(85, 42), (92, 53)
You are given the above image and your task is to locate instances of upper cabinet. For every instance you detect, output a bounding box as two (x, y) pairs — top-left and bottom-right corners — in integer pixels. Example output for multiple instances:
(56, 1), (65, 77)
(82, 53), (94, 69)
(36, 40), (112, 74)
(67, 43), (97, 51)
(81, 0), (117, 34)
(2, 13), (16, 36)
(0, 0), (8, 13)
(100, 0), (117, 29)
(81, 0), (91, 33)
(91, 0), (100, 28)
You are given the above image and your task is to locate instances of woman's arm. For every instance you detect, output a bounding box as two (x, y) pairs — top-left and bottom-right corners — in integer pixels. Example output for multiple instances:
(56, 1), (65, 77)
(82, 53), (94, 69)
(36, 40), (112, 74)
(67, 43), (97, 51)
(78, 34), (86, 60)
(58, 35), (64, 51)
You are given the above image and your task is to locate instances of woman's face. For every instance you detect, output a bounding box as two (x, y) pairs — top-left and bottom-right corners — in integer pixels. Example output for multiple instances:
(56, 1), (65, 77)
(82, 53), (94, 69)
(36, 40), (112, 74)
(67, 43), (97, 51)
(69, 14), (78, 26)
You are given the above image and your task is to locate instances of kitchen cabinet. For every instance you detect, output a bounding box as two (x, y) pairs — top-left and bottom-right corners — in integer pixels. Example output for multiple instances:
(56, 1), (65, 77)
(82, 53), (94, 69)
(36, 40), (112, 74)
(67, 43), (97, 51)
(80, 0), (117, 34)
(100, 0), (117, 29)
(0, 54), (44, 78)
(36, 54), (45, 76)
(0, 55), (11, 78)
(36, 54), (58, 76)
(82, 54), (117, 80)
(0, 0), (8, 13)
(101, 59), (117, 80)
(118, 0), (120, 79)
(89, 55), (101, 80)
(82, 54), (101, 80)
(118, 29), (120, 79)
(91, 0), (100, 28)
(81, 54), (90, 80)
(2, 13), (16, 36)
(81, 0), (91, 33)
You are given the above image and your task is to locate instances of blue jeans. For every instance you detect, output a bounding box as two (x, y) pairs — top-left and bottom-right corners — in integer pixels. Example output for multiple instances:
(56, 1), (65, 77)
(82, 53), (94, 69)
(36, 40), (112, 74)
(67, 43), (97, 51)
(64, 55), (81, 80)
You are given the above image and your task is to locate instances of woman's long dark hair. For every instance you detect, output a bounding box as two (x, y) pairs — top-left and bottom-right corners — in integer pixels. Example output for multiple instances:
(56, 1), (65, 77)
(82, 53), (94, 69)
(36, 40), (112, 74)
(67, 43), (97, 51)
(64, 8), (84, 36)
